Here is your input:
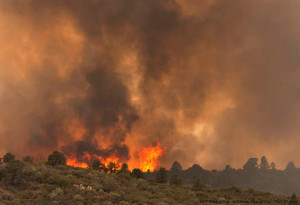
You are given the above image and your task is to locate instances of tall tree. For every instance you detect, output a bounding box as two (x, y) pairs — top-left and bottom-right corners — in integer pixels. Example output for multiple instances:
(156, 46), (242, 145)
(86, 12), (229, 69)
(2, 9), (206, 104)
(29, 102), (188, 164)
(260, 156), (270, 170)
(119, 163), (129, 174)
(289, 193), (298, 205)
(156, 167), (168, 183)
(108, 162), (119, 173)
(270, 162), (276, 170)
(170, 161), (183, 173)
(286, 161), (296, 171)
(243, 158), (258, 171)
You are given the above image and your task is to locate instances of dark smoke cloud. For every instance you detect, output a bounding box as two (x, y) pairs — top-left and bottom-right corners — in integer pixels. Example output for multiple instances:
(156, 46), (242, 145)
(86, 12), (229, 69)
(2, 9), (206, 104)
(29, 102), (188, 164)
(0, 0), (300, 169)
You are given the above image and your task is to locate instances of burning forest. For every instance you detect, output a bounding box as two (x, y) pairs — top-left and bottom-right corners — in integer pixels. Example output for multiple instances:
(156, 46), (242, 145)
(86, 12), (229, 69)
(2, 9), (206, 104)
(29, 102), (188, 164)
(1, 0), (300, 172)
(2, 0), (300, 204)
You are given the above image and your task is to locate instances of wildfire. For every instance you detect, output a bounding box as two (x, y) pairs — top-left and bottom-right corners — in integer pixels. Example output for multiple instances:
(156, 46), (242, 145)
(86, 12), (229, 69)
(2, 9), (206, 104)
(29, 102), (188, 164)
(66, 142), (166, 172)
(66, 158), (89, 169)
(139, 142), (166, 172)
(66, 152), (120, 169)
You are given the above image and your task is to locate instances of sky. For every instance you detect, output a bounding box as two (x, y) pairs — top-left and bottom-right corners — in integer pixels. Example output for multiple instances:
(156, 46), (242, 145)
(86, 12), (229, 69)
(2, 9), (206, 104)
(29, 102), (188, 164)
(0, 0), (300, 170)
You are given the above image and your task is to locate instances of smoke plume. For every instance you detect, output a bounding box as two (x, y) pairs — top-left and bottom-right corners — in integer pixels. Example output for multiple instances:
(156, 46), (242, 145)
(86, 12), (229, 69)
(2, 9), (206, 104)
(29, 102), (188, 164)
(0, 0), (300, 169)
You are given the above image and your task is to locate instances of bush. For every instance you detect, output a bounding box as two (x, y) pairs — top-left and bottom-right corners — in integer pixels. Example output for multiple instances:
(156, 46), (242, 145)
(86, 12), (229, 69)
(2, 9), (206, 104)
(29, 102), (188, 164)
(3, 152), (15, 163)
(47, 151), (66, 166)
(131, 168), (144, 179)
(23, 156), (33, 163)
(21, 190), (33, 199)
(107, 192), (121, 203)
(4, 160), (25, 185)
(49, 187), (64, 199)
(192, 178), (204, 191)
(102, 176), (119, 192)
(170, 174), (182, 186)
(73, 194), (84, 202)
(2, 192), (14, 201)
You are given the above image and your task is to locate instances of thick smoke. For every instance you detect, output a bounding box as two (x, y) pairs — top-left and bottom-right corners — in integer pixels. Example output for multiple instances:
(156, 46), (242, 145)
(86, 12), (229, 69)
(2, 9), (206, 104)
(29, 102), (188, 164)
(0, 0), (300, 169)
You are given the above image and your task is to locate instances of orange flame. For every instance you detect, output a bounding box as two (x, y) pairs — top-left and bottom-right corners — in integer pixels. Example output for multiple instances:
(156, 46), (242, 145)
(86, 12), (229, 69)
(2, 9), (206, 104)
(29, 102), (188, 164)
(66, 142), (166, 172)
(66, 158), (89, 168)
(66, 152), (121, 170)
(139, 142), (166, 172)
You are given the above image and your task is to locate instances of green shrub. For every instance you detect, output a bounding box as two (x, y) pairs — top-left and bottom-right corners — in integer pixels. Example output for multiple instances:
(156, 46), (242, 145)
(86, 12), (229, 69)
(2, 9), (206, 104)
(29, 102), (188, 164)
(102, 176), (120, 192)
(103, 201), (113, 205)
(4, 160), (25, 186)
(21, 190), (33, 199)
(107, 192), (121, 203)
(2, 192), (14, 201)
(49, 187), (64, 199)
(73, 194), (84, 202)
(170, 174), (182, 186)
(23, 156), (33, 163)
(3, 152), (15, 163)
(47, 151), (66, 166)
(131, 168), (144, 179)
(192, 179), (204, 191)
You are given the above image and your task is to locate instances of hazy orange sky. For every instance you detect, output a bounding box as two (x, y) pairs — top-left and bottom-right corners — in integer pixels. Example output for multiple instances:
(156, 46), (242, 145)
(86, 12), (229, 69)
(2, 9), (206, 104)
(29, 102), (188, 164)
(1, 0), (300, 170)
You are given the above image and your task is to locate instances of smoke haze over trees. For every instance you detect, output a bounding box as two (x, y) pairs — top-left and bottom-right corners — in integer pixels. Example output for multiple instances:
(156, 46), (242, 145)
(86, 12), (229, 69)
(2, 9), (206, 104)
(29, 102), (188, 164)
(158, 156), (300, 195)
(0, 0), (300, 170)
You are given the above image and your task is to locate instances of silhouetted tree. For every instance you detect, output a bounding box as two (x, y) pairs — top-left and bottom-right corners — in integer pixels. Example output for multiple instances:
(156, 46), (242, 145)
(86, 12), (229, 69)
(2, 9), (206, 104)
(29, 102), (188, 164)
(170, 161), (182, 173)
(47, 151), (66, 166)
(224, 165), (234, 171)
(289, 193), (298, 205)
(192, 178), (204, 191)
(99, 163), (108, 173)
(3, 152), (15, 163)
(243, 158), (258, 171)
(131, 168), (144, 179)
(23, 156), (33, 163)
(270, 162), (276, 170)
(119, 163), (129, 174)
(260, 156), (270, 170)
(170, 174), (182, 186)
(0, 158), (2, 164)
(156, 167), (168, 183)
(286, 161), (296, 171)
(91, 159), (102, 170)
(108, 162), (119, 173)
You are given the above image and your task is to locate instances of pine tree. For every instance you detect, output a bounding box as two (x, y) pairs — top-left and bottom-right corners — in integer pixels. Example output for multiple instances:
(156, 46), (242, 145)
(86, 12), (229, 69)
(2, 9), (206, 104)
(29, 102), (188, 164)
(156, 167), (168, 183)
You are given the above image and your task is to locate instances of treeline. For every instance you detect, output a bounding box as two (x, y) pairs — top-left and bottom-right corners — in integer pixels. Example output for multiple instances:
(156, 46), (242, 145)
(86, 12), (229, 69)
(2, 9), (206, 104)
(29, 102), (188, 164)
(147, 156), (300, 195)
(1, 152), (300, 195)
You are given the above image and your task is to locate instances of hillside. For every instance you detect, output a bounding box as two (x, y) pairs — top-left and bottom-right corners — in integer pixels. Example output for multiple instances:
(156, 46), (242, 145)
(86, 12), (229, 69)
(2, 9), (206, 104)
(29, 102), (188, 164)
(143, 159), (300, 196)
(0, 156), (297, 205)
